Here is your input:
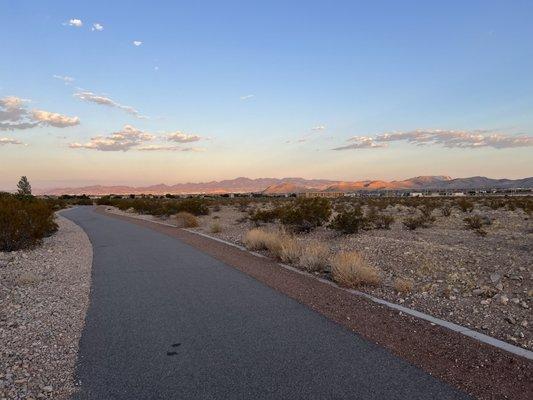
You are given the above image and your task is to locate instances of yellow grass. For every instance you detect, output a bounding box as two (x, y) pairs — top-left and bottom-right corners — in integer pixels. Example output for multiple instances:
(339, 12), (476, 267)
(331, 251), (381, 288)
(393, 277), (414, 293)
(298, 241), (329, 272)
(210, 222), (222, 233)
(279, 237), (302, 264)
(244, 228), (283, 255)
(174, 211), (198, 228)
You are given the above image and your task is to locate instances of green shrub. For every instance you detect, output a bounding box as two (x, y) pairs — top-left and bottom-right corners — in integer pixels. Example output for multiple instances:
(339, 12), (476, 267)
(176, 198), (209, 216)
(0, 193), (58, 251)
(365, 207), (394, 230)
(456, 197), (474, 212)
(329, 208), (366, 234)
(280, 197), (332, 232)
(250, 208), (283, 223)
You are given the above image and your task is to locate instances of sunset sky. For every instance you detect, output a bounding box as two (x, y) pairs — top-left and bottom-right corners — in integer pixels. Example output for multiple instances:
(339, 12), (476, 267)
(1, 0), (532, 190)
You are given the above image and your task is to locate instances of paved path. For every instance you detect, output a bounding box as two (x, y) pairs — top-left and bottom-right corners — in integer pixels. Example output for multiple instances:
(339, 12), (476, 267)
(63, 207), (469, 400)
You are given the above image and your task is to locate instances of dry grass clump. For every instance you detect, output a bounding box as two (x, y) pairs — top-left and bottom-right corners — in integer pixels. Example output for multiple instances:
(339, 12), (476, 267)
(298, 241), (329, 272)
(331, 251), (381, 288)
(210, 222), (222, 233)
(279, 237), (302, 264)
(174, 211), (199, 228)
(17, 272), (40, 286)
(393, 277), (414, 293)
(243, 229), (283, 256)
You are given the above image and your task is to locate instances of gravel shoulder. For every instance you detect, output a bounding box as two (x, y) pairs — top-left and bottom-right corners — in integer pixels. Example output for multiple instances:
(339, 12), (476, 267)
(0, 214), (93, 400)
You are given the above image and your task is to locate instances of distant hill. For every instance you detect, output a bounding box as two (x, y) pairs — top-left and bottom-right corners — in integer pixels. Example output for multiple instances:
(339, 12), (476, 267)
(37, 175), (532, 195)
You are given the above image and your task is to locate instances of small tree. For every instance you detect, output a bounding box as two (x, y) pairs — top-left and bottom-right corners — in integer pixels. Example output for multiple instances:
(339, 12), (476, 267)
(17, 176), (32, 196)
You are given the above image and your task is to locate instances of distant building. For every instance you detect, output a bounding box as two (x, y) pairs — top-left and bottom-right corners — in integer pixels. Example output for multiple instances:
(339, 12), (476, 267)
(452, 192), (466, 197)
(409, 192), (424, 197)
(299, 191), (344, 198)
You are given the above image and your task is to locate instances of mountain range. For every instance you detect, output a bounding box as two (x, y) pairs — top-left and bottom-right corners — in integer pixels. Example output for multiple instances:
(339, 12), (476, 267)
(37, 176), (533, 195)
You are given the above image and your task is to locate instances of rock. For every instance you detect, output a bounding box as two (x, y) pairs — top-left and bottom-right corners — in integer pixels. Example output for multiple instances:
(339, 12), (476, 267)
(511, 298), (520, 304)
(42, 386), (52, 392)
(521, 301), (529, 309)
(521, 320), (528, 328)
(490, 273), (501, 283)
(495, 282), (504, 291)
(500, 295), (509, 305)
(505, 316), (516, 324)
(0, 260), (8, 268)
(480, 299), (491, 305)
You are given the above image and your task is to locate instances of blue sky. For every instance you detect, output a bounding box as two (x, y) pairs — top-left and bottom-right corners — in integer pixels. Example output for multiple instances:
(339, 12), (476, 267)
(1, 0), (532, 189)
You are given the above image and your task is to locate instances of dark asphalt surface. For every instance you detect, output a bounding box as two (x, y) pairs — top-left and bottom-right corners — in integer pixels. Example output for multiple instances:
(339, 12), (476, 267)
(63, 207), (470, 400)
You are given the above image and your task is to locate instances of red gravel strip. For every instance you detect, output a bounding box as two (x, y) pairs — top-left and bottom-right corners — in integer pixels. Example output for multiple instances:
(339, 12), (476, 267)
(97, 207), (532, 400)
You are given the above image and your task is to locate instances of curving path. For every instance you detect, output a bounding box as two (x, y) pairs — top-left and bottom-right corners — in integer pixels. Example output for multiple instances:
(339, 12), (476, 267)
(63, 206), (469, 400)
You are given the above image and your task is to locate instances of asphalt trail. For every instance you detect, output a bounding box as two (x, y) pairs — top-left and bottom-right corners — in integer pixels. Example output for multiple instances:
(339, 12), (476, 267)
(63, 207), (470, 400)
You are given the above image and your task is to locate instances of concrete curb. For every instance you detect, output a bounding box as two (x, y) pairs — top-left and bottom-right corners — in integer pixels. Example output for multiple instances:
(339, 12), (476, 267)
(102, 209), (533, 361)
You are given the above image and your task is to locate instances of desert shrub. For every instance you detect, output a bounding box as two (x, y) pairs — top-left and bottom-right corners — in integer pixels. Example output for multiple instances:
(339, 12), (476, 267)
(212, 204), (221, 212)
(464, 215), (487, 236)
(441, 204), (452, 217)
(456, 197), (474, 213)
(365, 207), (394, 229)
(298, 241), (329, 272)
(96, 196), (112, 205)
(249, 207), (283, 224)
(280, 197), (332, 232)
(329, 208), (366, 234)
(176, 198), (210, 216)
(0, 193), (58, 251)
(402, 216), (425, 230)
(174, 212), (199, 228)
(393, 278), (414, 293)
(236, 198), (251, 212)
(210, 222), (222, 233)
(419, 205), (436, 223)
(330, 251), (381, 288)
(279, 237), (302, 264)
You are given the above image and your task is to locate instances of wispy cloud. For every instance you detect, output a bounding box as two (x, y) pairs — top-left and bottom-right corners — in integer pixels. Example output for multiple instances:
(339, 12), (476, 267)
(312, 125), (326, 131)
(133, 40), (143, 47)
(53, 75), (75, 85)
(240, 94), (254, 100)
(333, 129), (533, 150)
(67, 19), (83, 27)
(73, 90), (147, 119)
(137, 144), (206, 152)
(332, 136), (387, 150)
(0, 137), (24, 146)
(69, 125), (154, 152)
(0, 96), (79, 130)
(166, 132), (202, 143)
(92, 23), (104, 32)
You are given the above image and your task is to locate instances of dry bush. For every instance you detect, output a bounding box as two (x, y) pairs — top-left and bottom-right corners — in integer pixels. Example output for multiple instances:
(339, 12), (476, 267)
(279, 237), (302, 264)
(298, 241), (329, 272)
(243, 229), (283, 256)
(393, 277), (414, 293)
(174, 212), (199, 228)
(330, 251), (381, 288)
(463, 215), (487, 236)
(210, 222), (222, 233)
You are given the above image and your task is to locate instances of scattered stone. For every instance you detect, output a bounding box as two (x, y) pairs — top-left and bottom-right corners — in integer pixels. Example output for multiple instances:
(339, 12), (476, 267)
(490, 273), (501, 283)
(500, 295), (509, 305)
